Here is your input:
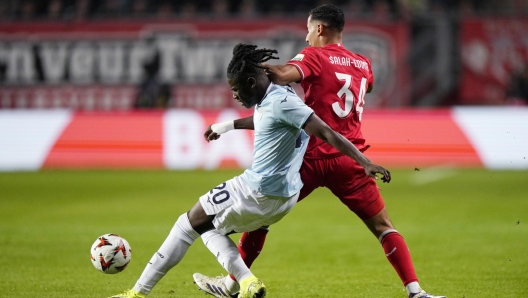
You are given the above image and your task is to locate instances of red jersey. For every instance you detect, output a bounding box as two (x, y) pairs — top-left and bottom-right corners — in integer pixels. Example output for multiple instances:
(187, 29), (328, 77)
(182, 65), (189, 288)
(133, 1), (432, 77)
(286, 43), (374, 159)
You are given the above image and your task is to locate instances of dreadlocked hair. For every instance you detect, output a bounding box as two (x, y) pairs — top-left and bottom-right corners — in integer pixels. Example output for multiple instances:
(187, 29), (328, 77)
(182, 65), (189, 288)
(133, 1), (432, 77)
(227, 44), (279, 79)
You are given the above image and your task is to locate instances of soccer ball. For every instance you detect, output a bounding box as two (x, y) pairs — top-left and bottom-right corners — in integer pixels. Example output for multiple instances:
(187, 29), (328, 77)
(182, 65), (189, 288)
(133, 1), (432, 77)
(90, 234), (132, 274)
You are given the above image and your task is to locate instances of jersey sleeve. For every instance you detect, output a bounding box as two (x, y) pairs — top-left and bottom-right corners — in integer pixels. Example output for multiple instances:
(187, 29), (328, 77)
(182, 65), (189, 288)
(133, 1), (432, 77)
(272, 95), (314, 129)
(358, 53), (374, 90)
(286, 47), (321, 81)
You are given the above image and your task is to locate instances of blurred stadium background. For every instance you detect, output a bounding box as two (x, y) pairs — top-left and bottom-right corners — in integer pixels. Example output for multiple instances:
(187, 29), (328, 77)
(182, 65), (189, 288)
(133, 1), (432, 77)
(1, 2), (528, 297)
(1, 0), (527, 171)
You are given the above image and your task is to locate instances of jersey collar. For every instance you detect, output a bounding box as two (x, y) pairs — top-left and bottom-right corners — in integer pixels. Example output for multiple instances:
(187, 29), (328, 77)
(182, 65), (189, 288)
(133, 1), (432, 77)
(258, 82), (276, 105)
(324, 43), (343, 48)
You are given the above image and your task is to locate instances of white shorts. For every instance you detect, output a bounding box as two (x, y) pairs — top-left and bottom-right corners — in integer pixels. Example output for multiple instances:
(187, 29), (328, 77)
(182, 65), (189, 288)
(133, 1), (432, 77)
(199, 175), (298, 235)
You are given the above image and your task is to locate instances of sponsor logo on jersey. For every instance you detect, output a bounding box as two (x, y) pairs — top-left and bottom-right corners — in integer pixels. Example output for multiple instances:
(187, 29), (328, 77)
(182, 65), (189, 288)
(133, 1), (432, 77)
(290, 54), (304, 61)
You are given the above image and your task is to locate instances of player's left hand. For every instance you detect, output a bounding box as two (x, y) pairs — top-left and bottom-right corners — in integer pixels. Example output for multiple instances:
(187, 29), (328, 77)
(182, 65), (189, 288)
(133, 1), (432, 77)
(364, 164), (391, 183)
(204, 125), (221, 142)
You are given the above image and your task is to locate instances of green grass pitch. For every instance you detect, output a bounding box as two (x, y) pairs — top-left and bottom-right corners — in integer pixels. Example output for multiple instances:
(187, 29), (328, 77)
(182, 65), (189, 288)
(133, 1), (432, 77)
(1, 168), (527, 298)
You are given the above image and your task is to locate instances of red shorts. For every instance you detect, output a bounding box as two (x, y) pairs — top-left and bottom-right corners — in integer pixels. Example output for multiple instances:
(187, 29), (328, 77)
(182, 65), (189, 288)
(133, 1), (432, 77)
(298, 155), (385, 220)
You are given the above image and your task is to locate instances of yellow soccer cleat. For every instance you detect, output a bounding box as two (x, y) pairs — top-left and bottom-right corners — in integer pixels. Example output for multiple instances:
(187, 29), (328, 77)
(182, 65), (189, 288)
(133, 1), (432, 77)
(238, 275), (266, 298)
(108, 289), (146, 298)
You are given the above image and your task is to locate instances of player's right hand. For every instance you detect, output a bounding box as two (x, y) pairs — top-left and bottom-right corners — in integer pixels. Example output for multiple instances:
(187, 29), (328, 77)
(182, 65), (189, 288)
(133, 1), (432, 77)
(364, 164), (391, 183)
(262, 63), (288, 85)
(262, 63), (278, 80)
(204, 125), (221, 142)
(262, 63), (302, 86)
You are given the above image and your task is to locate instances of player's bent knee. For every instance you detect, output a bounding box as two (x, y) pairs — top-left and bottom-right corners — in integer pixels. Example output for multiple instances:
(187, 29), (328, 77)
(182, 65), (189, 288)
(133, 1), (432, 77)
(258, 226), (269, 232)
(174, 213), (200, 245)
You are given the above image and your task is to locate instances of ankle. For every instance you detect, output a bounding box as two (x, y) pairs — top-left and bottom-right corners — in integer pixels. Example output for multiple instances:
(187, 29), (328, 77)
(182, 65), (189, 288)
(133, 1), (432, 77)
(405, 281), (421, 295)
(225, 275), (240, 293)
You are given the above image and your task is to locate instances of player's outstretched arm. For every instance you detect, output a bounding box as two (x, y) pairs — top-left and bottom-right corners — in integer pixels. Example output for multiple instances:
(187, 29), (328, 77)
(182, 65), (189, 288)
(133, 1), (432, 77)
(303, 113), (391, 183)
(262, 63), (302, 85)
(204, 116), (254, 142)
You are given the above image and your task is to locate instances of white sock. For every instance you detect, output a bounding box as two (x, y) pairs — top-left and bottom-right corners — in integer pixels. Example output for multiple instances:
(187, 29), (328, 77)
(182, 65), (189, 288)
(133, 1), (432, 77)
(406, 281), (421, 295)
(133, 213), (199, 295)
(225, 275), (240, 293)
(201, 230), (253, 283)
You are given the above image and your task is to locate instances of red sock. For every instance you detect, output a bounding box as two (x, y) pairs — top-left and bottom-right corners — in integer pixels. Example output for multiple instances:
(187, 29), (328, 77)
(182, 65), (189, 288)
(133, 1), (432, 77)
(228, 229), (268, 281)
(381, 232), (418, 286)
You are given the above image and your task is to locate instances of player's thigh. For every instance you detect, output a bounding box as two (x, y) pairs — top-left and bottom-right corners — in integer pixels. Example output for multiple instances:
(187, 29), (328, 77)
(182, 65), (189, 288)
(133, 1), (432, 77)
(298, 159), (324, 202)
(326, 155), (385, 220)
(199, 176), (298, 234)
(198, 179), (237, 216)
(187, 201), (215, 234)
(216, 191), (298, 234)
(198, 176), (251, 234)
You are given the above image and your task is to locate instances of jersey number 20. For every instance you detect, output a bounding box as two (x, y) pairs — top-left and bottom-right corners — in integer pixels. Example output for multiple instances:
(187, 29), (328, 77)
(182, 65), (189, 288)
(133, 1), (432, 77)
(333, 72), (367, 121)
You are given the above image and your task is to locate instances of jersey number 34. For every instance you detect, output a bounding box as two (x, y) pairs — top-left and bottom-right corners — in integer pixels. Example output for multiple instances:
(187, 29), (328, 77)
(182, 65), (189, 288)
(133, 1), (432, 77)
(333, 72), (367, 121)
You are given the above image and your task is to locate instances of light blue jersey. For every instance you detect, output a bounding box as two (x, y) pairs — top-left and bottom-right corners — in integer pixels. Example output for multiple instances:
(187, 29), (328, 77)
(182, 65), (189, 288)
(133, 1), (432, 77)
(240, 83), (314, 197)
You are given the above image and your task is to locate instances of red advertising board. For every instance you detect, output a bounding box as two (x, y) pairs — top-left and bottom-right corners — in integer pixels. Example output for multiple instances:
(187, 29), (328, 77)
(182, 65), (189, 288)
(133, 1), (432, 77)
(460, 17), (528, 105)
(0, 19), (410, 109)
(4, 107), (528, 171)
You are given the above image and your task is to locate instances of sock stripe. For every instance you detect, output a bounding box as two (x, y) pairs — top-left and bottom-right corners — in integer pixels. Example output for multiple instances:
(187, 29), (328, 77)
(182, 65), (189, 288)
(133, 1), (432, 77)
(378, 229), (398, 243)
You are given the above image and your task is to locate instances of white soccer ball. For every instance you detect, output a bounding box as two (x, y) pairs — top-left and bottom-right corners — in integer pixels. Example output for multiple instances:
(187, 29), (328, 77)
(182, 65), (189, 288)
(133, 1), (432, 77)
(90, 234), (132, 274)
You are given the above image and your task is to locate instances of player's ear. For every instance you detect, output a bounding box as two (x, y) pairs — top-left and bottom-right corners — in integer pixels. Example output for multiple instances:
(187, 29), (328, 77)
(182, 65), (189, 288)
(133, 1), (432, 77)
(247, 76), (256, 88)
(317, 23), (324, 35)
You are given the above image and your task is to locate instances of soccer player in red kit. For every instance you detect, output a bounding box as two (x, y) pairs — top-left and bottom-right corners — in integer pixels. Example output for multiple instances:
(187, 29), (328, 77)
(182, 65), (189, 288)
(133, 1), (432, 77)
(196, 4), (445, 298)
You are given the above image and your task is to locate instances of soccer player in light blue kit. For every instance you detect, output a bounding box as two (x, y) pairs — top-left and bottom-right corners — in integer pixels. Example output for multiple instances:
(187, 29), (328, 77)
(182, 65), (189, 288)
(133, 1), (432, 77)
(109, 44), (391, 298)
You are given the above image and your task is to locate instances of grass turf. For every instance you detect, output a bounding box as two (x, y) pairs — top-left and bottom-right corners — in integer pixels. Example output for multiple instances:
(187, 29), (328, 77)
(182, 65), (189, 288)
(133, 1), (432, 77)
(0, 168), (527, 297)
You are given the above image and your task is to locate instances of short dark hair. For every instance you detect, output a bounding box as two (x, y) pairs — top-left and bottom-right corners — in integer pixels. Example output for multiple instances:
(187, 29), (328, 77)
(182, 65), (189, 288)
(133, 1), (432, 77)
(309, 4), (345, 32)
(227, 44), (279, 79)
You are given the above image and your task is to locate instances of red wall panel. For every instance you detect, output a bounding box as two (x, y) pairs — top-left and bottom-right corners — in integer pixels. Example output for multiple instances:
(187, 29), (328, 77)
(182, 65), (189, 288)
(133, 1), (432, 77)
(44, 111), (164, 168)
(361, 110), (482, 167)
